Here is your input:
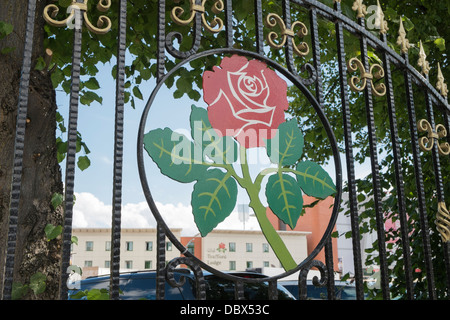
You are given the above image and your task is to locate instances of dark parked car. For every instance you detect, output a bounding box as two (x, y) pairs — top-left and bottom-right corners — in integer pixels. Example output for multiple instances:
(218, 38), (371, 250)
(279, 280), (358, 300)
(69, 269), (296, 300)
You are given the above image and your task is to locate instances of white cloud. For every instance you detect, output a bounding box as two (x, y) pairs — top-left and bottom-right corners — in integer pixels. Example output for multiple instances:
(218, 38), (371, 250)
(72, 192), (260, 236)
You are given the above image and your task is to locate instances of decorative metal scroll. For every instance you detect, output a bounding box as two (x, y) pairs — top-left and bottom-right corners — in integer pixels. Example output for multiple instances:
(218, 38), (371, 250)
(417, 119), (450, 156)
(437, 203), (450, 243)
(43, 0), (112, 34)
(265, 13), (309, 57)
(165, 257), (206, 300)
(347, 57), (386, 97)
(298, 260), (328, 300)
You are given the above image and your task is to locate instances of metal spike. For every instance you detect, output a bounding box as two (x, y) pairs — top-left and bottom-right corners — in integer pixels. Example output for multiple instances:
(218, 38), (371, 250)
(417, 41), (430, 75)
(352, 0), (367, 19)
(376, 0), (389, 34)
(437, 63), (449, 97)
(397, 18), (410, 53)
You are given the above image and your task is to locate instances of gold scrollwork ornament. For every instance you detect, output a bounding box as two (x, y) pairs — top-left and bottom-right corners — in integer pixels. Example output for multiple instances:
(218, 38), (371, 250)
(265, 13), (309, 57)
(43, 0), (111, 34)
(347, 57), (386, 97)
(417, 119), (450, 156)
(437, 202), (450, 243)
(171, 0), (224, 33)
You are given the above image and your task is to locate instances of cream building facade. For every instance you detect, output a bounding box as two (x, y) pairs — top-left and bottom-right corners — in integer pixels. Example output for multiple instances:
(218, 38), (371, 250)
(199, 229), (310, 271)
(71, 228), (310, 277)
(71, 228), (183, 277)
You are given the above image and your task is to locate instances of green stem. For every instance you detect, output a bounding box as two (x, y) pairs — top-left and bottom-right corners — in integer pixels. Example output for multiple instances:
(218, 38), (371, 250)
(238, 146), (297, 271)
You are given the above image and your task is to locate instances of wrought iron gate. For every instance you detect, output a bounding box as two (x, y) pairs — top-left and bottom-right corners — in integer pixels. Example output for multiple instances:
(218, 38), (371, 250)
(2, 0), (450, 300)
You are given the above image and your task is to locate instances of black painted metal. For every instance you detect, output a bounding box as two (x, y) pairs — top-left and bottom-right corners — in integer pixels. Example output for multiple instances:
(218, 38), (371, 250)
(403, 52), (437, 299)
(2, 0), (37, 301)
(3, 0), (450, 301)
(109, 0), (127, 301)
(380, 32), (414, 299)
(334, 1), (364, 300)
(59, 3), (84, 300)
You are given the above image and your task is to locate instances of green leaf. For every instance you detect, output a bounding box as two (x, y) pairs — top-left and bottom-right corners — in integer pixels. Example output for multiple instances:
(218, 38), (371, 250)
(44, 223), (63, 241)
(265, 119), (304, 166)
(59, 0), (72, 7)
(0, 21), (13, 39)
(266, 173), (303, 229)
(12, 282), (28, 300)
(29, 272), (46, 296)
(143, 127), (208, 183)
(34, 57), (46, 71)
(191, 169), (238, 236)
(190, 105), (238, 164)
(1, 46), (15, 54)
(51, 192), (64, 209)
(83, 77), (100, 90)
(133, 86), (143, 100)
(71, 236), (78, 245)
(295, 160), (336, 199)
(434, 38), (446, 51)
(86, 288), (110, 300)
(77, 155), (91, 171)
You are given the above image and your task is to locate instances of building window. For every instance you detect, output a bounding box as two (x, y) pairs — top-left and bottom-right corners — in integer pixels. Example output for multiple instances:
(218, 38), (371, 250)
(146, 241), (153, 251)
(145, 261), (152, 269)
(246, 261), (253, 269)
(246, 243), (252, 252)
(229, 261), (236, 271)
(84, 261), (93, 267)
(229, 242), (236, 252)
(262, 243), (269, 253)
(86, 241), (94, 251)
(105, 261), (110, 268)
(263, 261), (269, 267)
(105, 241), (111, 251)
(166, 242), (172, 251)
(125, 261), (133, 269)
(126, 241), (133, 251)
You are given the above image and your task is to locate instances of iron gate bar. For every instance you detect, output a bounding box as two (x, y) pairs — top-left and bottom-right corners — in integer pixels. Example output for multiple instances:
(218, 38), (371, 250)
(380, 30), (414, 299)
(334, 0), (364, 301)
(59, 3), (83, 300)
(357, 15), (390, 300)
(423, 74), (450, 297)
(403, 52), (437, 299)
(446, 114), (450, 296)
(2, 0), (37, 301)
(156, 224), (166, 300)
(254, 0), (264, 55)
(309, 5), (336, 300)
(157, 0), (166, 82)
(224, 0), (233, 48)
(109, 0), (127, 300)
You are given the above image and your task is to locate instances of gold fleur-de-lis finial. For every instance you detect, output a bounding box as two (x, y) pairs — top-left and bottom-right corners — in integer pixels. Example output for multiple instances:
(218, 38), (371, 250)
(417, 41), (430, 75)
(375, 0), (389, 34)
(397, 18), (410, 53)
(43, 0), (112, 34)
(437, 63), (449, 97)
(352, 0), (367, 19)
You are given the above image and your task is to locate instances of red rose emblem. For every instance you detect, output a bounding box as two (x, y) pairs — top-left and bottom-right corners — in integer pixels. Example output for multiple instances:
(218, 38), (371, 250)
(203, 55), (289, 148)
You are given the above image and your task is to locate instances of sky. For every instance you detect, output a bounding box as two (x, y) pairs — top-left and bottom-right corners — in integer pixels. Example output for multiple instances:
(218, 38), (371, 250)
(56, 61), (267, 236)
